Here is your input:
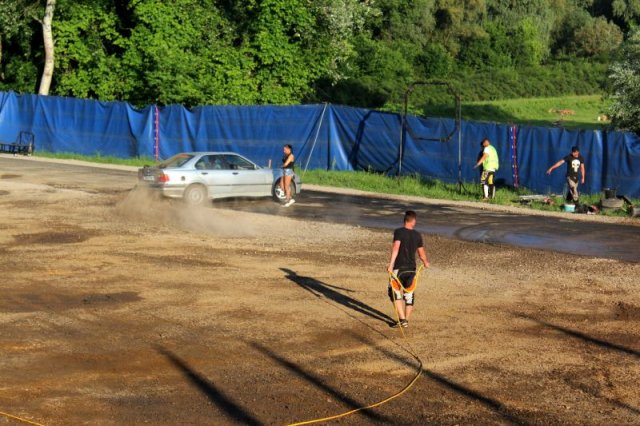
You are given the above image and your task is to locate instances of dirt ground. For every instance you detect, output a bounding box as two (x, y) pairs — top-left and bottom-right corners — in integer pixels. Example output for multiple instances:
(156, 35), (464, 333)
(1, 161), (639, 425)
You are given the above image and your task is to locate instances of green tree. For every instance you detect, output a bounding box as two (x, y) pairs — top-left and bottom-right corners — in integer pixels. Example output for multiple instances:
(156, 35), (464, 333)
(510, 16), (549, 66)
(611, 0), (640, 27)
(351, 35), (414, 103)
(607, 30), (640, 133)
(430, 0), (487, 56)
(573, 16), (624, 57)
(52, 0), (126, 100)
(0, 0), (39, 86)
(369, 0), (435, 46)
(458, 21), (512, 69)
(416, 43), (454, 78)
(0, 0), (632, 111)
(551, 7), (591, 56)
(245, 0), (326, 104)
(122, 0), (256, 106)
(485, 0), (554, 65)
(311, 0), (377, 81)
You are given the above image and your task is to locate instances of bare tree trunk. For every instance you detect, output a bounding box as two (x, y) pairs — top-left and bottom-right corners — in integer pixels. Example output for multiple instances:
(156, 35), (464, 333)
(0, 34), (4, 80)
(38, 0), (56, 95)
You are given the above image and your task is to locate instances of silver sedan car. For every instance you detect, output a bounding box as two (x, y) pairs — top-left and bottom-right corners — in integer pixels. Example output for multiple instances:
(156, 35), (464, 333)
(137, 152), (302, 205)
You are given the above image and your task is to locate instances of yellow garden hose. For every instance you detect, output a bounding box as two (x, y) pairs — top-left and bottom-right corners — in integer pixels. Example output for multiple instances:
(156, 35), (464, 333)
(287, 266), (426, 425)
(2, 265), (426, 426)
(0, 410), (44, 426)
(389, 264), (425, 294)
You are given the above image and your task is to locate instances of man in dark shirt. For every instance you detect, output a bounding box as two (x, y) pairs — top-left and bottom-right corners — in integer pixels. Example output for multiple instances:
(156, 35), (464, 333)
(387, 210), (430, 328)
(546, 146), (586, 203)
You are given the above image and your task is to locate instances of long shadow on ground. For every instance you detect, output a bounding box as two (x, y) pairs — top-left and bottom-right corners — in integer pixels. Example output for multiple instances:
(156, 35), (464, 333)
(281, 267), (395, 326)
(156, 346), (262, 426)
(515, 313), (640, 358)
(348, 332), (531, 426)
(249, 341), (394, 424)
(514, 313), (640, 417)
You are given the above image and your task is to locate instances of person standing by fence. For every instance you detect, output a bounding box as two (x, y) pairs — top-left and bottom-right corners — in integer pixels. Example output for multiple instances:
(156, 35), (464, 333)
(546, 146), (585, 204)
(473, 138), (499, 200)
(281, 144), (296, 207)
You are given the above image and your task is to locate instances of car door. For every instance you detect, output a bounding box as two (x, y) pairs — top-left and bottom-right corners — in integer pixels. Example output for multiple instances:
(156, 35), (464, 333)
(222, 154), (272, 196)
(193, 154), (235, 198)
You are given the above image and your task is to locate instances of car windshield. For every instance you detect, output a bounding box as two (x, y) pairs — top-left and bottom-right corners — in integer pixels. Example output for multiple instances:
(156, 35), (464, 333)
(223, 154), (257, 170)
(159, 154), (194, 169)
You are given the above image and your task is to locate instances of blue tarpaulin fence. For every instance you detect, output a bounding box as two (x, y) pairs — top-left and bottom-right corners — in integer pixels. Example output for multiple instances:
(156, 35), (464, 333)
(1, 90), (639, 197)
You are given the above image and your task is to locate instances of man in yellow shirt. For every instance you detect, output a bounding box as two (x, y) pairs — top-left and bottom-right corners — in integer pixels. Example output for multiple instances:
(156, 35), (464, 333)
(473, 138), (499, 200)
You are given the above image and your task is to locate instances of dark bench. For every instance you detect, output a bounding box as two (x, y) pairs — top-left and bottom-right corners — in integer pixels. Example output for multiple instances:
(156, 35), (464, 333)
(0, 131), (35, 155)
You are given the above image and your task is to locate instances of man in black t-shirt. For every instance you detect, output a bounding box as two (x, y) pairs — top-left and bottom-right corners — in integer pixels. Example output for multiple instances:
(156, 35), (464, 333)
(387, 210), (430, 328)
(546, 146), (586, 203)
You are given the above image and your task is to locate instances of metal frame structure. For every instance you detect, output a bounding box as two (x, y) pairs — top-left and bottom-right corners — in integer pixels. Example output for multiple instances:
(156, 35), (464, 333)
(400, 81), (463, 191)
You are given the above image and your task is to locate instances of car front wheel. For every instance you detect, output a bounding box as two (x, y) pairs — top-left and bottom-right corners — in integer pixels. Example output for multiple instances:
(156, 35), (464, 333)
(273, 179), (295, 202)
(184, 184), (207, 206)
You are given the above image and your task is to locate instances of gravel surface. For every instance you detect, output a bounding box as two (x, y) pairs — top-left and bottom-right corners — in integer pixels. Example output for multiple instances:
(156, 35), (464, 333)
(0, 155), (638, 425)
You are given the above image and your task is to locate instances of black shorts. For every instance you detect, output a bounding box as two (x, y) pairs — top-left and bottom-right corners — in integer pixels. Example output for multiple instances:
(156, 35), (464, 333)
(388, 269), (416, 305)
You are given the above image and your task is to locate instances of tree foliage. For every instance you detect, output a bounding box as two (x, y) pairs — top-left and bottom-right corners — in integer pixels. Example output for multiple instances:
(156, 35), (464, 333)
(607, 30), (640, 133)
(0, 0), (636, 111)
(121, 0), (255, 106)
(0, 0), (39, 86)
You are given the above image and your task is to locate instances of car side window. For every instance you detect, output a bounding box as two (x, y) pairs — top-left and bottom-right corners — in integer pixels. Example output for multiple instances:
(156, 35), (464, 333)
(161, 154), (194, 169)
(196, 155), (226, 170)
(195, 158), (207, 170)
(224, 155), (256, 170)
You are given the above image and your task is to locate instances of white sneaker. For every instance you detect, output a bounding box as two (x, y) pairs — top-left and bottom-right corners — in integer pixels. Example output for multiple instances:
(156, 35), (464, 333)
(283, 199), (295, 207)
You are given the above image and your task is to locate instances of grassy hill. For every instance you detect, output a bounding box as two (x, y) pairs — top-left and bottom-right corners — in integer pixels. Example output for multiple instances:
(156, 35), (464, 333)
(422, 95), (609, 130)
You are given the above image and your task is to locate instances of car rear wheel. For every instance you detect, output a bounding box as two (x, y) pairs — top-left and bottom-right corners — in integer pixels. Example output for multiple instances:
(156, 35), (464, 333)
(184, 184), (207, 206)
(273, 179), (295, 202)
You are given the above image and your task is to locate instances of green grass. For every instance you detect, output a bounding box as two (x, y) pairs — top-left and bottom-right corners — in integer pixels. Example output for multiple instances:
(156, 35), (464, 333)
(303, 169), (484, 201)
(420, 95), (609, 130)
(35, 151), (155, 167)
(302, 169), (638, 218)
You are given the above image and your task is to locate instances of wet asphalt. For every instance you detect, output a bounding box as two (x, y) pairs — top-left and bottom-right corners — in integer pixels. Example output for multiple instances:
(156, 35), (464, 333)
(216, 190), (640, 263)
(2, 156), (639, 263)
